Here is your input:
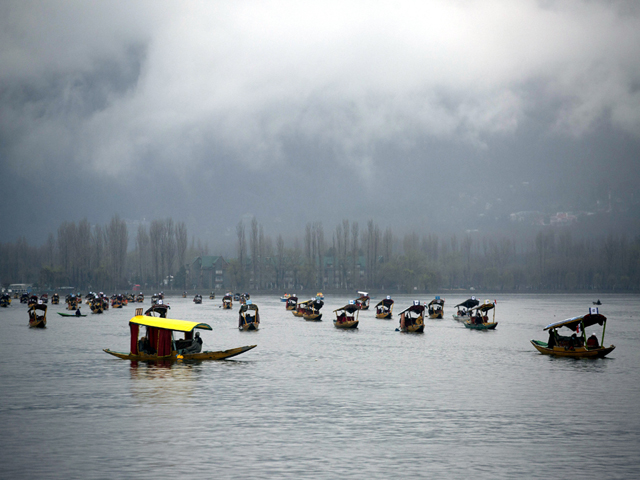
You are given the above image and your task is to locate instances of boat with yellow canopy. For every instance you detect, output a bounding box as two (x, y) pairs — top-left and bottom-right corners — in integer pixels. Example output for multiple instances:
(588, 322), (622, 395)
(531, 308), (615, 358)
(222, 293), (233, 309)
(292, 299), (311, 318)
(103, 308), (256, 361)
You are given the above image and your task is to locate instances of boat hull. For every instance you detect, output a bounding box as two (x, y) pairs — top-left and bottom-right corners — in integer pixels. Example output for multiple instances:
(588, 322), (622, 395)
(103, 345), (257, 361)
(29, 319), (46, 328)
(400, 324), (424, 333)
(239, 323), (259, 331)
(429, 312), (443, 319)
(464, 321), (498, 330)
(376, 312), (392, 319)
(530, 340), (615, 358)
(334, 320), (359, 329)
(304, 313), (322, 321)
(58, 312), (87, 317)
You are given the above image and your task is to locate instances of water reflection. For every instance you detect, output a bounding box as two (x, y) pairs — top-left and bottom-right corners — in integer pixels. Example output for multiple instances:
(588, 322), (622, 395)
(128, 361), (201, 401)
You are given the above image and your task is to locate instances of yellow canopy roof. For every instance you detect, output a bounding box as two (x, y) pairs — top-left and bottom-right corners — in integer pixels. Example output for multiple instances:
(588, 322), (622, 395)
(129, 315), (212, 332)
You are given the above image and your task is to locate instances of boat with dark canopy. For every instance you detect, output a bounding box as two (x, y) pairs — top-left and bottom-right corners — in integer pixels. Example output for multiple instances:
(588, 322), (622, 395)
(239, 302), (260, 331)
(375, 296), (394, 319)
(397, 301), (425, 333)
(28, 302), (47, 328)
(104, 308), (256, 361)
(427, 297), (445, 319)
(303, 298), (324, 321)
(285, 295), (298, 311)
(333, 302), (360, 329)
(452, 297), (479, 321)
(531, 308), (615, 358)
(464, 300), (497, 330)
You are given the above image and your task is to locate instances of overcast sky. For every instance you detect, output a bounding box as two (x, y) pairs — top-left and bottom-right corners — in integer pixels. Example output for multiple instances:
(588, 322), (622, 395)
(1, 0), (639, 248)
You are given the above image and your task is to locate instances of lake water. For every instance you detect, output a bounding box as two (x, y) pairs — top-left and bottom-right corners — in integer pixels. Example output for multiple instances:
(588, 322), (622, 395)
(1, 293), (639, 479)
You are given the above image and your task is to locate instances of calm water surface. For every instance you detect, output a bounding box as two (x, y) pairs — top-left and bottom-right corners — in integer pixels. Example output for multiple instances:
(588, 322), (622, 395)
(1, 293), (639, 479)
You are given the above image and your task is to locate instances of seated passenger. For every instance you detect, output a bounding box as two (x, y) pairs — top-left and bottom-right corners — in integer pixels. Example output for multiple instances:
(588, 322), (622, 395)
(586, 333), (599, 348)
(548, 330), (556, 348)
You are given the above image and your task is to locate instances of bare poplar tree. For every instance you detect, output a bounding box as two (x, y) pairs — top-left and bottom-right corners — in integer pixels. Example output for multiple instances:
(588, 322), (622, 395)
(176, 222), (188, 270)
(149, 220), (163, 287)
(250, 217), (259, 289)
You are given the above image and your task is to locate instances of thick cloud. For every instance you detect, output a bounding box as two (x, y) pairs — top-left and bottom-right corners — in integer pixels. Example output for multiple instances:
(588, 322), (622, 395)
(1, 0), (639, 243)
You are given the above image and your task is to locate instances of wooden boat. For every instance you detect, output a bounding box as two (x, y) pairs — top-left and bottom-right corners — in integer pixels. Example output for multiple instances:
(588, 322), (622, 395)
(292, 300), (310, 318)
(51, 293), (60, 305)
(427, 297), (445, 319)
(112, 294), (124, 308)
(222, 294), (233, 309)
(91, 296), (105, 314)
(20, 293), (29, 304)
(182, 291), (187, 298)
(239, 303), (260, 331)
(464, 300), (497, 330)
(58, 311), (87, 317)
(145, 301), (170, 318)
(193, 294), (203, 304)
(136, 293), (144, 303)
(303, 298), (324, 321)
(104, 308), (256, 361)
(0, 293), (11, 307)
(285, 295), (298, 311)
(452, 297), (479, 321)
(333, 303), (359, 329)
(28, 295), (38, 308)
(398, 301), (425, 333)
(209, 292), (215, 300)
(316, 292), (324, 300)
(374, 296), (394, 319)
(240, 293), (250, 305)
(530, 308), (615, 358)
(66, 294), (80, 310)
(28, 302), (47, 328)
(40, 293), (48, 304)
(354, 291), (370, 310)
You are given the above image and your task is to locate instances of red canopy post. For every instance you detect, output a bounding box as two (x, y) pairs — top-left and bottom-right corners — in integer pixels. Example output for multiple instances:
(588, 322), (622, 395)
(130, 323), (139, 355)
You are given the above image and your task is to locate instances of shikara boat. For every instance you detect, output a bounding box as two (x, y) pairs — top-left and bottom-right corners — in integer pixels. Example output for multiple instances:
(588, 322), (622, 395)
(28, 302), (47, 328)
(136, 293), (144, 303)
(91, 296), (105, 314)
(67, 294), (80, 310)
(112, 294), (124, 308)
(292, 299), (310, 318)
(280, 293), (291, 302)
(354, 291), (370, 310)
(452, 297), (479, 321)
(375, 296), (394, 319)
(530, 308), (615, 358)
(333, 302), (360, 329)
(28, 295), (38, 308)
(303, 298), (324, 321)
(222, 294), (233, 309)
(58, 311), (87, 317)
(464, 300), (497, 330)
(285, 295), (298, 311)
(145, 300), (170, 318)
(193, 294), (203, 304)
(240, 293), (250, 305)
(103, 308), (256, 361)
(209, 292), (215, 300)
(239, 302), (260, 331)
(0, 293), (11, 307)
(40, 293), (48, 304)
(398, 301), (425, 333)
(20, 293), (29, 304)
(182, 291), (187, 298)
(427, 297), (445, 319)
(51, 293), (60, 305)
(316, 292), (324, 300)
